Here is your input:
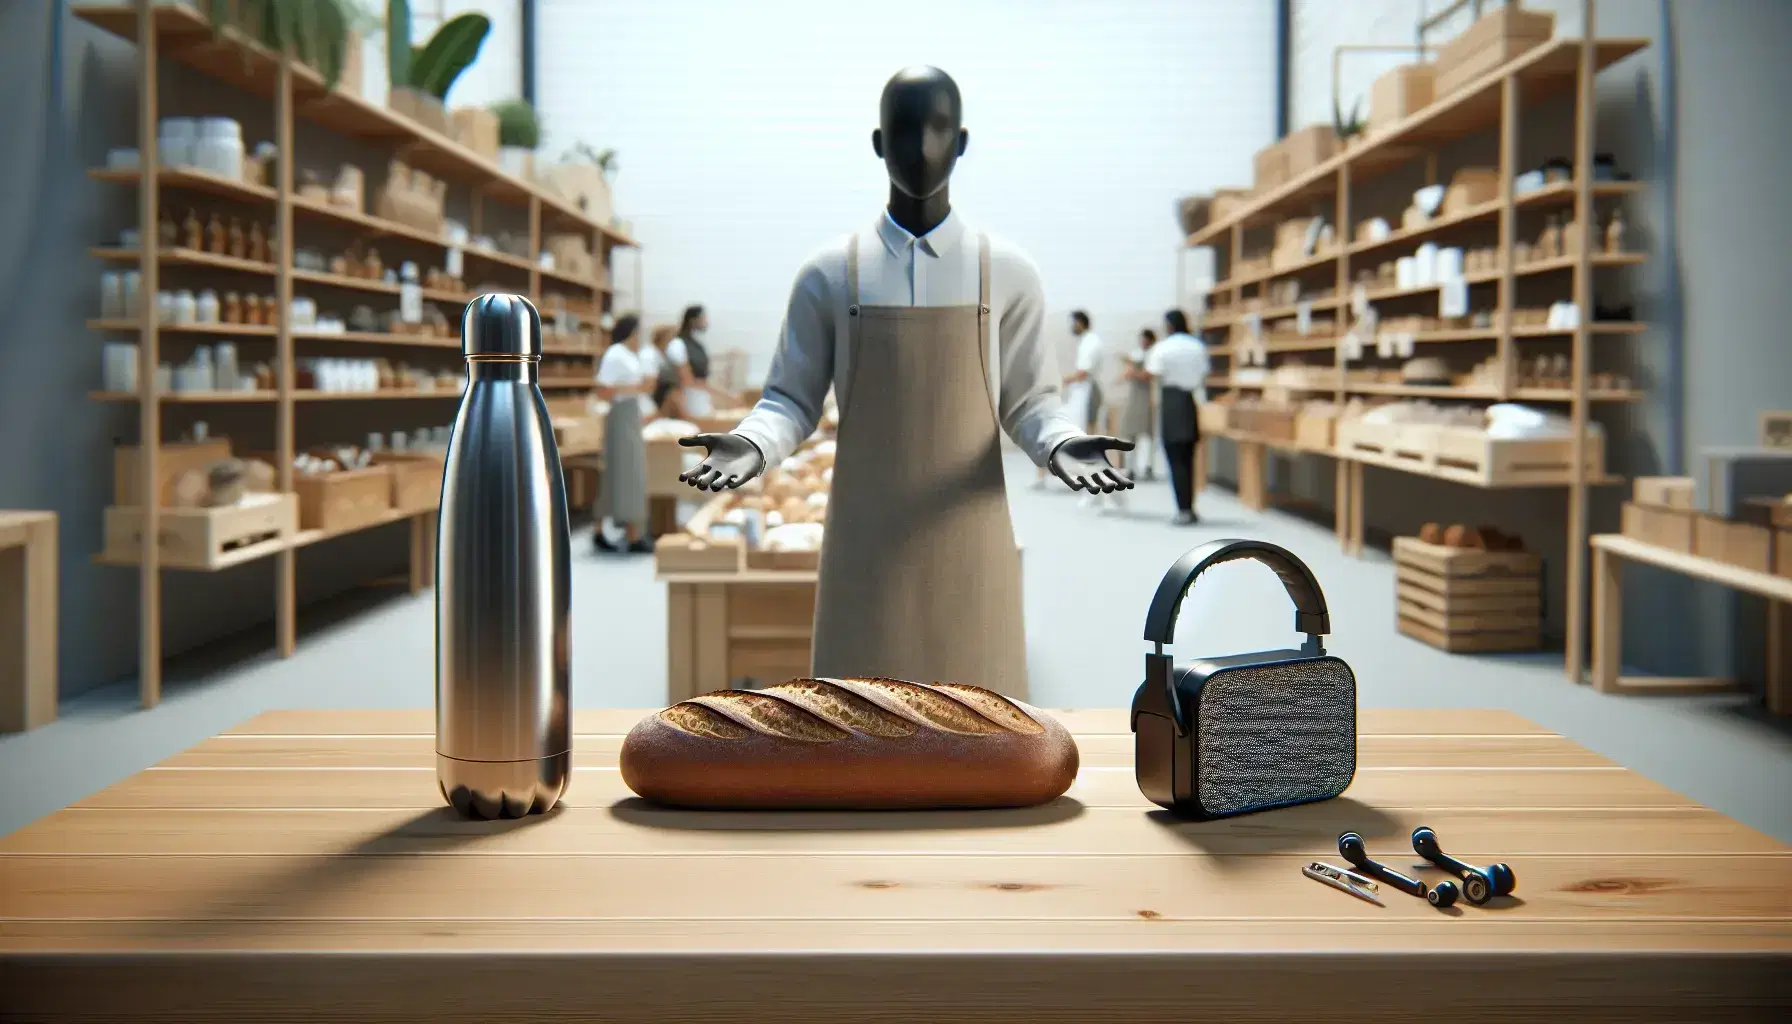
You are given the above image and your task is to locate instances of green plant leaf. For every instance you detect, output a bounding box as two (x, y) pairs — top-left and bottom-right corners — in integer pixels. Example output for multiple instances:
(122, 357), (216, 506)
(410, 13), (490, 100)
(491, 98), (542, 149)
(387, 0), (412, 89)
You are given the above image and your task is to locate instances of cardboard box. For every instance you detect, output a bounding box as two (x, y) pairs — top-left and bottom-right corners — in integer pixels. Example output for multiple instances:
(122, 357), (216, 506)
(1694, 514), (1773, 574)
(1371, 63), (1436, 133)
(1443, 167), (1501, 214)
(1253, 140), (1288, 194)
(1435, 5), (1555, 97)
(114, 439), (233, 507)
(389, 86), (449, 135)
(1621, 502), (1695, 553)
(1634, 476), (1695, 509)
(1211, 188), (1252, 223)
(293, 467), (393, 533)
(745, 548), (822, 572)
(1737, 496), (1792, 530)
(371, 452), (444, 514)
(1281, 124), (1338, 179)
(449, 107), (500, 160)
(540, 161), (614, 226)
(655, 534), (743, 574)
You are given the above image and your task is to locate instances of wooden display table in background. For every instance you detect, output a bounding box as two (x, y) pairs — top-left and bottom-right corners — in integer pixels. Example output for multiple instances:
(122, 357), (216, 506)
(1591, 533), (1791, 714)
(1, 708), (1786, 1022)
(0, 511), (57, 732)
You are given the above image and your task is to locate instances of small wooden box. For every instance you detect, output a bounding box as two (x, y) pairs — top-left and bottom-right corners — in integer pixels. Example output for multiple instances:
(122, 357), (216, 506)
(1393, 537), (1541, 653)
(553, 416), (604, 455)
(114, 439), (232, 507)
(1443, 168), (1500, 214)
(389, 86), (449, 135)
(1634, 476), (1696, 509)
(1198, 403), (1229, 434)
(1253, 140), (1289, 194)
(655, 534), (743, 574)
(745, 548), (821, 572)
(1622, 502), (1696, 553)
(1210, 189), (1252, 223)
(1434, 5), (1555, 96)
(645, 437), (690, 498)
(1294, 412), (1335, 451)
(294, 468), (393, 533)
(1694, 515), (1773, 574)
(102, 493), (297, 570)
(1281, 125), (1338, 179)
(449, 107), (499, 160)
(1370, 63), (1436, 133)
(1735, 496), (1792, 530)
(371, 453), (443, 514)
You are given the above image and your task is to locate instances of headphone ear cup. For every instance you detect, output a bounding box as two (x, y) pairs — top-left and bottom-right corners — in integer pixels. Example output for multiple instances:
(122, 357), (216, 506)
(1427, 880), (1460, 909)
(1459, 869), (1494, 905)
(1486, 862), (1516, 897)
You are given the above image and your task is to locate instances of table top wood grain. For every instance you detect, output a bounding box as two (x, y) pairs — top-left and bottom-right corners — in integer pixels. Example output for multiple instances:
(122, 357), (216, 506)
(2, 708), (1787, 1023)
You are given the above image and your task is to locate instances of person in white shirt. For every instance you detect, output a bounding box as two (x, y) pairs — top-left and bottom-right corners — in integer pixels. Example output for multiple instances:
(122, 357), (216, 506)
(1143, 309), (1211, 525)
(1117, 327), (1158, 481)
(1063, 310), (1126, 513)
(674, 66), (1132, 698)
(592, 314), (653, 553)
(663, 304), (731, 418)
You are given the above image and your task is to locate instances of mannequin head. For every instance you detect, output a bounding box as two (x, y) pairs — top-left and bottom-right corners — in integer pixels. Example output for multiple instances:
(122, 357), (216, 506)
(1070, 310), (1090, 337)
(680, 304), (708, 340)
(873, 66), (967, 201)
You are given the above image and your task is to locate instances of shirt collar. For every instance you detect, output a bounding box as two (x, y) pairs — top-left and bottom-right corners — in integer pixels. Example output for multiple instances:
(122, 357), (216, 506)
(875, 208), (967, 260)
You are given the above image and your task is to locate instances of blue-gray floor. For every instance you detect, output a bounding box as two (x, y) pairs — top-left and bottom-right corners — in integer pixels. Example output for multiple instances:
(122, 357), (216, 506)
(3, 454), (1789, 841)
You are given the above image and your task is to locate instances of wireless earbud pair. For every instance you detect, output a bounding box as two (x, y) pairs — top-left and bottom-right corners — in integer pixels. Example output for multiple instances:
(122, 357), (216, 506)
(1338, 828), (1516, 909)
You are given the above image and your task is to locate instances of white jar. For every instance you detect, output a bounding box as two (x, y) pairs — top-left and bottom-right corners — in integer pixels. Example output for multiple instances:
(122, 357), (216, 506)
(193, 347), (216, 391)
(399, 261), (422, 323)
(102, 343), (139, 393)
(156, 291), (176, 325)
(193, 118), (245, 180)
(216, 343), (238, 391)
(100, 272), (125, 320)
(157, 117), (196, 168)
(173, 290), (198, 324)
(196, 289), (221, 324)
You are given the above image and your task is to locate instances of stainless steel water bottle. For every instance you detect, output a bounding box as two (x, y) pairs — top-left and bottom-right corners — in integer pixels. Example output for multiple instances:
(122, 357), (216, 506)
(437, 294), (571, 818)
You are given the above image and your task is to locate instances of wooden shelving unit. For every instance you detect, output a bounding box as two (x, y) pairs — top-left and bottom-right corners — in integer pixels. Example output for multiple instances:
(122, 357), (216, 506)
(82, 1), (636, 708)
(1179, 7), (1647, 680)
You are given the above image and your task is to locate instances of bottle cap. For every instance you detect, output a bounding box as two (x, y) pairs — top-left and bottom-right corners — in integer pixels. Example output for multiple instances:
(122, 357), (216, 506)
(462, 293), (541, 359)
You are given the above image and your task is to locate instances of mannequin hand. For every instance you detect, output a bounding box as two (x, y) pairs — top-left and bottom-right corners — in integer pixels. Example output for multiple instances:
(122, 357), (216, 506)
(678, 433), (766, 491)
(1049, 435), (1135, 493)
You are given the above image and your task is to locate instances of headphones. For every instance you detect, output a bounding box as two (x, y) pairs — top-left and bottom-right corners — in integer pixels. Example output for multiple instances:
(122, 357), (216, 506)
(1132, 539), (1357, 819)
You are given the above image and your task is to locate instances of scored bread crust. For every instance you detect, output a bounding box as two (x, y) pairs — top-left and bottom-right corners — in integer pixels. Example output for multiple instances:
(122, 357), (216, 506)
(620, 677), (1079, 810)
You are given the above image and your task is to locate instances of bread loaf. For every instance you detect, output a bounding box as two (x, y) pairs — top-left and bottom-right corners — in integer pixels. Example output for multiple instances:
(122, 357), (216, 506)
(620, 677), (1079, 810)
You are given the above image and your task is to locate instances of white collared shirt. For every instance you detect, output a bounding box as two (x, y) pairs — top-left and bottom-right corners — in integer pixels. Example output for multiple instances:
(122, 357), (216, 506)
(732, 210), (1081, 467)
(1144, 333), (1211, 396)
(1074, 331), (1104, 376)
(595, 343), (647, 411)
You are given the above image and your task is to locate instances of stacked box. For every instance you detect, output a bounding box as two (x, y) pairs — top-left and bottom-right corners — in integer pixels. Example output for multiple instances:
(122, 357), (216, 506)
(1394, 537), (1541, 653)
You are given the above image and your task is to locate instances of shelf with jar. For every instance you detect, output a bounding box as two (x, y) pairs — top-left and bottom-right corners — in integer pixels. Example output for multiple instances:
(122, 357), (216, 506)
(78, 1), (642, 708)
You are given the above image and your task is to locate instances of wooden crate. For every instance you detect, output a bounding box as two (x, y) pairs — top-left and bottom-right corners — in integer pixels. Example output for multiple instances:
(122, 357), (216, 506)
(102, 493), (297, 570)
(1393, 537), (1541, 654)
(1293, 412), (1335, 451)
(113, 439), (232, 507)
(645, 437), (691, 498)
(1197, 402), (1229, 433)
(1693, 515), (1773, 574)
(746, 548), (821, 571)
(1432, 427), (1604, 486)
(553, 416), (603, 456)
(655, 534), (743, 574)
(293, 468), (393, 533)
(1621, 502), (1696, 553)
(1634, 476), (1695, 510)
(371, 453), (443, 514)
(1434, 5), (1554, 96)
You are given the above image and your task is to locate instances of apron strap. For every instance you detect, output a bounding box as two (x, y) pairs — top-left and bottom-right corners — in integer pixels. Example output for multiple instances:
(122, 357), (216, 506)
(846, 233), (860, 314)
(978, 233), (992, 400)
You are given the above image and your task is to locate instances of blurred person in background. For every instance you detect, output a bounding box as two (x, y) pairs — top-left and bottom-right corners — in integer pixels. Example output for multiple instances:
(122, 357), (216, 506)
(1117, 327), (1158, 481)
(1144, 309), (1209, 525)
(592, 314), (654, 553)
(665, 304), (736, 418)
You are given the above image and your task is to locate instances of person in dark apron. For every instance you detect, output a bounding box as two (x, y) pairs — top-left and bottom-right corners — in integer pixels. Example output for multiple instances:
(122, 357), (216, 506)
(1145, 309), (1210, 525)
(1117, 327), (1158, 480)
(592, 315), (653, 553)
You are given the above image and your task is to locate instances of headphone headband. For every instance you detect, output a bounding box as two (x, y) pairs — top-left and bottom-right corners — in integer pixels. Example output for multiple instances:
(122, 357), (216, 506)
(1142, 539), (1331, 649)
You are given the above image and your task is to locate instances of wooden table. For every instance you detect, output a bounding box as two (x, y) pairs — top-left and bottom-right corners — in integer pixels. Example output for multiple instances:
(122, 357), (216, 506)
(1591, 533), (1791, 713)
(2, 708), (1786, 1022)
(0, 510), (57, 732)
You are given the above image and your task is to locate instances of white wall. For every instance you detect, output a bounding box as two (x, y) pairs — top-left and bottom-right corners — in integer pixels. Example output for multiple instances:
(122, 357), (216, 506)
(538, 0), (1277, 378)
(1290, 0), (1597, 129)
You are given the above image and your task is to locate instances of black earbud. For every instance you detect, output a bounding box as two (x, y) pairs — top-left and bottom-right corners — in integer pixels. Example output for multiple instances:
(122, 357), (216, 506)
(1426, 880), (1460, 908)
(1411, 826), (1516, 905)
(1337, 832), (1427, 899)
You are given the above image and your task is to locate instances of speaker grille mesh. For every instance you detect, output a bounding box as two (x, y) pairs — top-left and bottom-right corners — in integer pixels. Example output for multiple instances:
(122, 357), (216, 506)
(1195, 660), (1355, 816)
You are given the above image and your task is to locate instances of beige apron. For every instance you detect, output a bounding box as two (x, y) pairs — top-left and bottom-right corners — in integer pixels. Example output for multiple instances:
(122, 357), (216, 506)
(810, 233), (1029, 699)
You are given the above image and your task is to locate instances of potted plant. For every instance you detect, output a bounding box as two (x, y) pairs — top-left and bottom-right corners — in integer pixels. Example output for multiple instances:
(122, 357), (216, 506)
(386, 0), (490, 134)
(541, 142), (617, 223)
(1334, 97), (1368, 148)
(201, 0), (378, 90)
(491, 99), (543, 179)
